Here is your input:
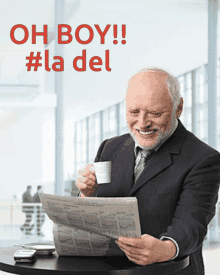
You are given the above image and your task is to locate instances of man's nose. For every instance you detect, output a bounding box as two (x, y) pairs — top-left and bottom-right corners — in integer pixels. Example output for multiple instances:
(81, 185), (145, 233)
(138, 113), (151, 128)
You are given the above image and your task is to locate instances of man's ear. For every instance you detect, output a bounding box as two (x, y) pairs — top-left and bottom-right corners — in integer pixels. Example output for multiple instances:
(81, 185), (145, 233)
(175, 97), (183, 118)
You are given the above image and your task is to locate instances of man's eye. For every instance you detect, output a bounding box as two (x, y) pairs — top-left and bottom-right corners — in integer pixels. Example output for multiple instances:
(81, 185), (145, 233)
(152, 113), (161, 117)
(130, 110), (139, 114)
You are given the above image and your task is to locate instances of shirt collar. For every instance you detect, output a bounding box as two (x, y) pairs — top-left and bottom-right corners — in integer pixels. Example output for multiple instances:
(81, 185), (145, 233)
(134, 119), (179, 157)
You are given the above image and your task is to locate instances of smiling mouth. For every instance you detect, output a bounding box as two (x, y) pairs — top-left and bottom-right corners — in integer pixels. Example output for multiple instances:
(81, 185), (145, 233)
(136, 129), (158, 135)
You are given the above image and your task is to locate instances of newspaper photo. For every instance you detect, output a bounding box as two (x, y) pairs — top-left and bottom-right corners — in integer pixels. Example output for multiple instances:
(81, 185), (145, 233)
(40, 193), (142, 256)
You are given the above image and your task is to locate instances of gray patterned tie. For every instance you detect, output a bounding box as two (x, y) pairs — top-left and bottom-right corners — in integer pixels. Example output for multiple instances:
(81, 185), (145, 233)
(134, 148), (153, 182)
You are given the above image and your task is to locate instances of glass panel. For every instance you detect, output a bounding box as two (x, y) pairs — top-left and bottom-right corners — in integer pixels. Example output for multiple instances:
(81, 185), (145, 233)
(75, 119), (87, 173)
(178, 74), (191, 130)
(178, 76), (185, 96)
(88, 113), (101, 163)
(186, 72), (192, 89)
(217, 59), (220, 151)
(103, 106), (117, 140)
(119, 101), (128, 134)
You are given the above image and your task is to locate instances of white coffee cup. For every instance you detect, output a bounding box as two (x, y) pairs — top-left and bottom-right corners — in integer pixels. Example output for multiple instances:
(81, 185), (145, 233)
(93, 161), (111, 184)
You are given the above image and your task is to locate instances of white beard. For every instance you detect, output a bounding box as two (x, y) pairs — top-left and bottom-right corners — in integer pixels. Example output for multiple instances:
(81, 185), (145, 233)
(130, 116), (178, 151)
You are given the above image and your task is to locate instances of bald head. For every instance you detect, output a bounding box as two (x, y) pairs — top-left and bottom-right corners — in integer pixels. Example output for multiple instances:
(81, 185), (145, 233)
(126, 68), (181, 112)
(126, 71), (172, 111)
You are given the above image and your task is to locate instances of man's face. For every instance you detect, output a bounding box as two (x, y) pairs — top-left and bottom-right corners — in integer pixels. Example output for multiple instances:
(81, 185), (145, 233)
(126, 72), (181, 150)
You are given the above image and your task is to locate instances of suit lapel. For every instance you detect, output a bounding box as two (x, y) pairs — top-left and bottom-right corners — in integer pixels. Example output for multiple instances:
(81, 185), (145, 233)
(111, 136), (135, 196)
(128, 120), (187, 196)
(128, 150), (172, 196)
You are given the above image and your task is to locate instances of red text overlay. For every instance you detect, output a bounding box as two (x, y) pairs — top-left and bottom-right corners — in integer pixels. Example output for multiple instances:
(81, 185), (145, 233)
(10, 24), (127, 72)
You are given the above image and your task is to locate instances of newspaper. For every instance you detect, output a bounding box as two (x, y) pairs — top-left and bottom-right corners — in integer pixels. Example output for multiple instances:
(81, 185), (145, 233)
(40, 193), (141, 256)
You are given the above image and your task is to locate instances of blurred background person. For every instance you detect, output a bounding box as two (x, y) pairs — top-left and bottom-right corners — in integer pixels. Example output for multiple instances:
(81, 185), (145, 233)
(20, 185), (34, 235)
(33, 185), (45, 236)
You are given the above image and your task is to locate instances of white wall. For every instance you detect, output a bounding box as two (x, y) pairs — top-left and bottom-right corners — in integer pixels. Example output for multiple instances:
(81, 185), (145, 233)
(0, 107), (55, 201)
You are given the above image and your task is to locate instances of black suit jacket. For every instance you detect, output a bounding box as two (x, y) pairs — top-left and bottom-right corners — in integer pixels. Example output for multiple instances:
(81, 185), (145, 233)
(33, 192), (41, 203)
(22, 190), (33, 213)
(94, 120), (220, 275)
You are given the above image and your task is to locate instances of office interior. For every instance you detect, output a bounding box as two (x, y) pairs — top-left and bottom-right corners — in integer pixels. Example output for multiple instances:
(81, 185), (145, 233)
(0, 0), (220, 274)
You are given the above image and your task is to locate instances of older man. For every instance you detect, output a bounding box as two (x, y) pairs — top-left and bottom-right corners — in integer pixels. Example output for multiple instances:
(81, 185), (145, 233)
(76, 68), (220, 275)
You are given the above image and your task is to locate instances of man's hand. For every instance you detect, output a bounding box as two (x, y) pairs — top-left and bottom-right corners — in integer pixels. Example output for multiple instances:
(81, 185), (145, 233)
(75, 164), (98, 197)
(116, 234), (176, 266)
